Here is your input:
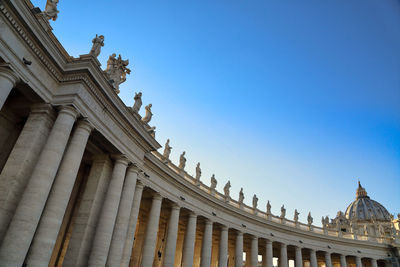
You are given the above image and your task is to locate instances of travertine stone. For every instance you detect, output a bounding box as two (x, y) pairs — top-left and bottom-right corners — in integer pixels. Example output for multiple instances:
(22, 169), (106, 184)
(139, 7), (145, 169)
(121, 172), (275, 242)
(310, 249), (317, 267)
(0, 67), (19, 110)
(26, 119), (93, 266)
(63, 154), (113, 267)
(140, 193), (163, 267)
(163, 204), (181, 267)
(88, 155), (129, 267)
(325, 252), (332, 267)
(295, 246), (303, 267)
(200, 219), (213, 267)
(218, 225), (228, 267)
(280, 243), (288, 267)
(0, 104), (55, 242)
(107, 165), (139, 266)
(355, 256), (362, 267)
(340, 255), (347, 267)
(0, 105), (78, 267)
(251, 236), (258, 267)
(120, 181), (144, 267)
(236, 231), (244, 267)
(182, 212), (197, 267)
(266, 240), (273, 267)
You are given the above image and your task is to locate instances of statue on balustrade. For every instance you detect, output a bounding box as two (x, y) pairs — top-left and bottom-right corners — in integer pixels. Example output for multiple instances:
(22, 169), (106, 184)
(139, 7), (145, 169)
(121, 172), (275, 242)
(132, 92), (143, 113)
(252, 194), (258, 210)
(142, 104), (153, 123)
(280, 205), (286, 219)
(266, 201), (271, 215)
(294, 209), (299, 223)
(163, 139), (172, 161)
(307, 212), (313, 225)
(42, 0), (59, 21)
(223, 181), (231, 199)
(147, 126), (156, 138)
(322, 217), (326, 228)
(210, 174), (217, 190)
(238, 188), (244, 204)
(195, 163), (201, 183)
(89, 34), (104, 58)
(178, 151), (186, 170)
(105, 53), (131, 94)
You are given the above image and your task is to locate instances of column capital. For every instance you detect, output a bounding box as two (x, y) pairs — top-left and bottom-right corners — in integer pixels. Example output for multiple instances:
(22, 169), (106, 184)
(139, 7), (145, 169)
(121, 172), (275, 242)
(251, 235), (258, 240)
(170, 202), (181, 210)
(126, 164), (140, 174)
(76, 118), (94, 133)
(111, 154), (130, 166)
(280, 242), (287, 247)
(204, 218), (213, 225)
(220, 225), (228, 231)
(265, 239), (272, 245)
(135, 179), (144, 189)
(236, 230), (243, 237)
(58, 105), (79, 119)
(0, 66), (20, 85)
(188, 211), (197, 219)
(325, 251), (331, 256)
(152, 192), (163, 201)
(30, 103), (56, 119)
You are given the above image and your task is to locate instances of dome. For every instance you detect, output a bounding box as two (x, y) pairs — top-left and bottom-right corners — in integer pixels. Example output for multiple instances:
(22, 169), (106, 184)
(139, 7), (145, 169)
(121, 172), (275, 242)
(345, 182), (392, 222)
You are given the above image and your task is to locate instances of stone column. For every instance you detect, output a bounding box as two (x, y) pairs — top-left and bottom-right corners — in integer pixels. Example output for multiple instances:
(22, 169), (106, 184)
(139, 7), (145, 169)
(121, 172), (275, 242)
(355, 256), (362, 267)
(200, 219), (213, 267)
(310, 249), (317, 267)
(0, 67), (19, 110)
(251, 236), (258, 267)
(63, 155), (113, 267)
(235, 231), (243, 267)
(280, 243), (288, 267)
(88, 155), (129, 267)
(0, 105), (78, 267)
(120, 180), (144, 267)
(340, 255), (347, 267)
(295, 246), (303, 267)
(219, 225), (229, 267)
(182, 212), (198, 267)
(265, 240), (273, 267)
(163, 204), (181, 267)
(371, 259), (378, 267)
(26, 119), (93, 266)
(0, 104), (55, 242)
(106, 165), (140, 266)
(140, 193), (163, 267)
(325, 252), (332, 267)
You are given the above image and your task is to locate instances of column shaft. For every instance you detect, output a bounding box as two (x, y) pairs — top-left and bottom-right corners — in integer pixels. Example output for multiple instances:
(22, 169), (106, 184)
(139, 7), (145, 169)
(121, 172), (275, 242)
(340, 255), (347, 267)
(182, 212), (197, 267)
(310, 250), (317, 267)
(120, 181), (144, 267)
(325, 252), (332, 267)
(219, 226), (229, 267)
(88, 155), (129, 267)
(106, 166), (139, 266)
(26, 119), (93, 266)
(163, 204), (181, 267)
(235, 232), (243, 267)
(266, 240), (273, 267)
(140, 193), (163, 267)
(295, 247), (303, 267)
(0, 104), (55, 242)
(0, 106), (78, 267)
(251, 236), (258, 267)
(0, 67), (19, 110)
(371, 259), (378, 267)
(355, 257), (362, 267)
(280, 243), (288, 267)
(200, 219), (213, 267)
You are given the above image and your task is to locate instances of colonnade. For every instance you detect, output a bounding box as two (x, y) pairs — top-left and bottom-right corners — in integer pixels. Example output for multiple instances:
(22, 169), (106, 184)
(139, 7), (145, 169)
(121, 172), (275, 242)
(0, 70), (393, 267)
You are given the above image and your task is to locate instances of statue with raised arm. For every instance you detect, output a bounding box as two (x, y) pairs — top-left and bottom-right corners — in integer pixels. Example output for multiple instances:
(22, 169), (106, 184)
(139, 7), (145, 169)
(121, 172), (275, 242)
(163, 139), (172, 160)
(105, 54), (131, 93)
(210, 174), (217, 190)
(132, 92), (142, 113)
(280, 205), (286, 219)
(89, 34), (104, 58)
(266, 201), (271, 215)
(142, 104), (153, 123)
(195, 163), (201, 183)
(223, 181), (231, 198)
(294, 209), (299, 223)
(42, 0), (59, 21)
(252, 194), (258, 210)
(238, 188), (244, 204)
(178, 151), (186, 170)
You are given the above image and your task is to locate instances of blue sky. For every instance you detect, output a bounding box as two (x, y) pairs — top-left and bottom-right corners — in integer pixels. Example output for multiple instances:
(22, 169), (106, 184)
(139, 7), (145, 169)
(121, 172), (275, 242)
(33, 0), (400, 224)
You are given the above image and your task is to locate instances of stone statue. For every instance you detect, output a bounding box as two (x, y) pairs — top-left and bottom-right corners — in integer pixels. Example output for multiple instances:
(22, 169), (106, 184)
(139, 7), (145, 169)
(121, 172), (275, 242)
(280, 205), (286, 219)
(163, 139), (172, 160)
(325, 216), (329, 226)
(379, 224), (385, 237)
(105, 54), (131, 93)
(178, 151), (186, 170)
(238, 188), (244, 204)
(223, 181), (231, 198)
(210, 174), (217, 190)
(132, 92), (142, 113)
(294, 209), (299, 223)
(89, 34), (104, 58)
(195, 163), (201, 182)
(252, 194), (258, 210)
(350, 221), (357, 235)
(42, 0), (59, 21)
(142, 104), (153, 123)
(398, 213), (400, 220)
(307, 212), (313, 225)
(321, 216), (326, 228)
(266, 201), (271, 215)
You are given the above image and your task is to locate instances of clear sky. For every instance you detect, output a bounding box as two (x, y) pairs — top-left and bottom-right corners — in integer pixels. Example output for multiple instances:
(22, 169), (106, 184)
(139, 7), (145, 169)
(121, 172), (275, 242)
(32, 0), (400, 224)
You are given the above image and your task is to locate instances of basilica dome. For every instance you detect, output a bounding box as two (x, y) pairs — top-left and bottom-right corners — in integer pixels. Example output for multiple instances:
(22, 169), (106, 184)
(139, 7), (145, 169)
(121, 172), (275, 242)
(345, 182), (392, 222)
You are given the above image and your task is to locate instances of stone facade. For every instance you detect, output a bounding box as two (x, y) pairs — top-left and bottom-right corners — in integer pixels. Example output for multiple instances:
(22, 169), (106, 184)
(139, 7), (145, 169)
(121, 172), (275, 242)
(0, 1), (399, 267)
